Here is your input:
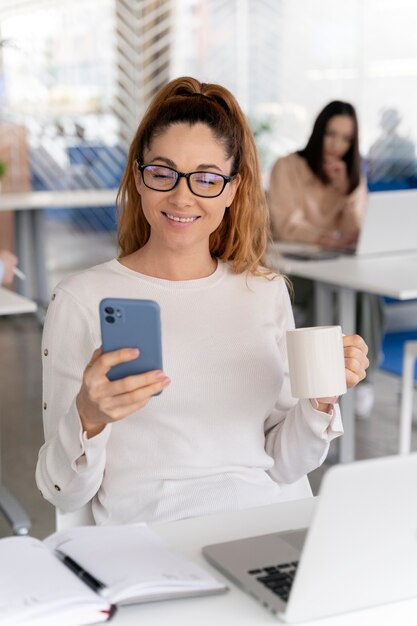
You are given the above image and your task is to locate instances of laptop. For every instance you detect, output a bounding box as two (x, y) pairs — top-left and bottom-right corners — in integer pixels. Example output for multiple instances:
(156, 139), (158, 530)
(275, 188), (417, 261)
(203, 454), (417, 622)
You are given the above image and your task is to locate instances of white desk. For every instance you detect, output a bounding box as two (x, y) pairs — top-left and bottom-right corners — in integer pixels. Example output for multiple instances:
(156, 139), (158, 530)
(0, 287), (36, 535)
(268, 245), (417, 463)
(109, 498), (417, 626)
(0, 189), (117, 306)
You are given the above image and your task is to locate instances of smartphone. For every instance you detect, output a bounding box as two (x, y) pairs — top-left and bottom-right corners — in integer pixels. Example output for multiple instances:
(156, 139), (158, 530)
(99, 298), (163, 382)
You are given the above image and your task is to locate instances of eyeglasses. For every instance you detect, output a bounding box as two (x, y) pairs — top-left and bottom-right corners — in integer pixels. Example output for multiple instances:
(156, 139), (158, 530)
(136, 161), (233, 198)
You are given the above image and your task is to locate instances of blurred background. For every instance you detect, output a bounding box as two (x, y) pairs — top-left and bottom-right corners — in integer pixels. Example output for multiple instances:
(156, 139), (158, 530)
(1, 0), (417, 197)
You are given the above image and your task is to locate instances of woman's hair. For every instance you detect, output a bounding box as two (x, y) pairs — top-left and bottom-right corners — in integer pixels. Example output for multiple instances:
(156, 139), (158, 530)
(298, 100), (361, 193)
(117, 76), (271, 275)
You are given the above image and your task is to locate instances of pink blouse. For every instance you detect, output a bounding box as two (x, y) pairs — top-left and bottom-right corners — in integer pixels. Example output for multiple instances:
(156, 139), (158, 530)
(268, 153), (367, 243)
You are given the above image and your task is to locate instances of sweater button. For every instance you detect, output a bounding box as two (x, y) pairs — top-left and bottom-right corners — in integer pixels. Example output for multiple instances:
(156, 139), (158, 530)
(43, 402), (47, 410)
(54, 484), (61, 492)
(44, 348), (48, 356)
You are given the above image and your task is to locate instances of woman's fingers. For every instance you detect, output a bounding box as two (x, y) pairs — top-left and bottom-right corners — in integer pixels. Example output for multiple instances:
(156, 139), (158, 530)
(343, 333), (368, 353)
(345, 359), (367, 388)
(89, 367), (170, 402)
(99, 378), (171, 417)
(106, 369), (168, 396)
(96, 347), (140, 375)
(83, 347), (139, 387)
(343, 334), (369, 388)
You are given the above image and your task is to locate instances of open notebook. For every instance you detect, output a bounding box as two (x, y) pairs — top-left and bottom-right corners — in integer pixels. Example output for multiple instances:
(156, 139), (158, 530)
(0, 523), (227, 626)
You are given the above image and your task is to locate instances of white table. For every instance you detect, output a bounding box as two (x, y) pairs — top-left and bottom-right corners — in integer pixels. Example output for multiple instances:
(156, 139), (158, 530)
(108, 498), (417, 626)
(268, 245), (417, 463)
(0, 287), (36, 535)
(0, 189), (117, 306)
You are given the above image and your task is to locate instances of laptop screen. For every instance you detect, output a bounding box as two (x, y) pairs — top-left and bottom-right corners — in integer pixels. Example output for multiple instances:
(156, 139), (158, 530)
(356, 189), (417, 256)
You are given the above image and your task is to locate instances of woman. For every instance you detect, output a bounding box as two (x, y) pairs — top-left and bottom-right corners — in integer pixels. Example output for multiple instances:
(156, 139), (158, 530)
(269, 100), (366, 247)
(36, 80), (368, 525)
(268, 101), (382, 417)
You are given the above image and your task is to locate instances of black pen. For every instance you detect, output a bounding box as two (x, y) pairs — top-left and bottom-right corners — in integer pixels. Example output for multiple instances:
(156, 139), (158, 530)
(56, 549), (106, 594)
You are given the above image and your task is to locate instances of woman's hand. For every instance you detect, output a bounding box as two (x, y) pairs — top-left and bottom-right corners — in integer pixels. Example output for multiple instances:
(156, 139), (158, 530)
(76, 347), (171, 438)
(323, 158), (349, 194)
(318, 231), (345, 250)
(318, 230), (359, 251)
(343, 334), (369, 388)
(314, 334), (369, 413)
(0, 250), (18, 285)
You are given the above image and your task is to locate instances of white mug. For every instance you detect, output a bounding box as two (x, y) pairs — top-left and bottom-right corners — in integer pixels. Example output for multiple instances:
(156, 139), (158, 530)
(286, 325), (347, 399)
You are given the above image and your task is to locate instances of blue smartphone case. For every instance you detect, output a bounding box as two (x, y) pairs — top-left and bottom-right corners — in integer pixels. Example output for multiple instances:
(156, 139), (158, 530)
(99, 298), (163, 381)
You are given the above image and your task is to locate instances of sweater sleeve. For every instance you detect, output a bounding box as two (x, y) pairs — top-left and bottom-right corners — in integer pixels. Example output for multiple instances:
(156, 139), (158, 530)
(35, 287), (112, 513)
(264, 280), (344, 484)
(268, 156), (324, 243)
(338, 176), (368, 235)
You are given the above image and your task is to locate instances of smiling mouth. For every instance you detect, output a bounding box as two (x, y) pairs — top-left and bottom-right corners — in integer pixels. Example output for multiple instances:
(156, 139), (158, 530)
(163, 212), (200, 223)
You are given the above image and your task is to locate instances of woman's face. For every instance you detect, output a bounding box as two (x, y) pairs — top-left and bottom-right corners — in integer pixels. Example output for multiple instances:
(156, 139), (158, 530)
(134, 122), (239, 257)
(323, 114), (355, 160)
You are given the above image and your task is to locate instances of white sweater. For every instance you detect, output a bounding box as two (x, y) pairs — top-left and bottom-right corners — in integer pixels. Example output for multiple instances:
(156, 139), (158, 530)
(36, 260), (343, 525)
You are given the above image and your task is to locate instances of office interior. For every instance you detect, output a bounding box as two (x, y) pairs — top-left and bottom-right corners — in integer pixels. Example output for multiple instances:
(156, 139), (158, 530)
(0, 0), (417, 545)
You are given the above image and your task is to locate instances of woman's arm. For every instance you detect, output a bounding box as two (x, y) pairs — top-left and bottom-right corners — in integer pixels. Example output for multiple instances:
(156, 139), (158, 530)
(338, 176), (368, 237)
(35, 288), (111, 512)
(36, 286), (171, 513)
(269, 157), (324, 243)
(319, 177), (367, 249)
(263, 281), (344, 485)
(264, 282), (368, 485)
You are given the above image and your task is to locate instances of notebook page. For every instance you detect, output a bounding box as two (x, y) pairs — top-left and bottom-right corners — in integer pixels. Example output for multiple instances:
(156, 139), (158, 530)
(45, 524), (226, 603)
(0, 536), (109, 625)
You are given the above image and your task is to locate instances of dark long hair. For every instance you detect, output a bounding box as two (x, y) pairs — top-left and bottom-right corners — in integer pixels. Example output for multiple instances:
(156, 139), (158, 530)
(298, 101), (360, 193)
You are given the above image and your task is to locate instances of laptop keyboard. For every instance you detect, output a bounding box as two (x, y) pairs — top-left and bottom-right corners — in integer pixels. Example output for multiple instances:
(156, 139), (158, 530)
(248, 561), (298, 603)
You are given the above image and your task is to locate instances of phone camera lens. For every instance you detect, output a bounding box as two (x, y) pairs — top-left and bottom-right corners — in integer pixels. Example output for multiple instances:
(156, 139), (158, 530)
(105, 315), (115, 324)
(104, 306), (114, 314)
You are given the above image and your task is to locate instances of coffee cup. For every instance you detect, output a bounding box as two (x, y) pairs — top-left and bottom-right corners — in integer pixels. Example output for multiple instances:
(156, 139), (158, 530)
(286, 325), (347, 399)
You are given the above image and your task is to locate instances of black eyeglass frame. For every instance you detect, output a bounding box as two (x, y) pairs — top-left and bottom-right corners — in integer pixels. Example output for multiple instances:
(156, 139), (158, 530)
(136, 160), (234, 198)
